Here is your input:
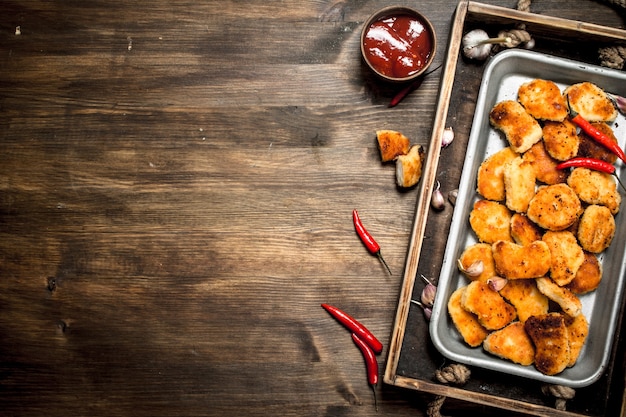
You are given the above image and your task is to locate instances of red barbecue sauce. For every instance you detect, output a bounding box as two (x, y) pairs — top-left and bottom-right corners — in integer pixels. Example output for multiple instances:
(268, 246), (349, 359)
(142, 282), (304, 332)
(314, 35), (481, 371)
(363, 14), (433, 79)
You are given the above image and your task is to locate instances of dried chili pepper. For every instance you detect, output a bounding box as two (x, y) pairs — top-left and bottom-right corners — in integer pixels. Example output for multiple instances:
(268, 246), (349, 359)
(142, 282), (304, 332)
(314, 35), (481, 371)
(321, 303), (383, 354)
(352, 209), (392, 275)
(556, 157), (626, 191)
(567, 98), (626, 163)
(351, 333), (379, 411)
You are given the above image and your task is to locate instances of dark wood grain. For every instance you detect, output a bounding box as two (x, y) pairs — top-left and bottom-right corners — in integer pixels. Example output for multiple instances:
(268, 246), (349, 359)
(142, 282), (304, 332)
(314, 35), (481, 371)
(1, 1), (625, 416)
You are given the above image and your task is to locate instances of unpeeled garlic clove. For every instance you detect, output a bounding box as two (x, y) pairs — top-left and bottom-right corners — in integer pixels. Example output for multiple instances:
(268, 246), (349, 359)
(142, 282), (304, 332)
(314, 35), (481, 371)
(457, 259), (484, 278)
(441, 127), (454, 148)
(421, 282), (437, 307)
(487, 276), (508, 292)
(448, 189), (458, 206)
(431, 181), (445, 211)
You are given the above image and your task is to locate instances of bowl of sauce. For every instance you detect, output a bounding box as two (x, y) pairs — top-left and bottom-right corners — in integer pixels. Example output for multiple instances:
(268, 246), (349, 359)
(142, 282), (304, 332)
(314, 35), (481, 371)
(361, 6), (436, 83)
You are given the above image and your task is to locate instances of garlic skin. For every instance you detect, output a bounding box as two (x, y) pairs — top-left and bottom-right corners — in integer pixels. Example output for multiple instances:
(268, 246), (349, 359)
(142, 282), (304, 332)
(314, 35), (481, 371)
(441, 127), (454, 148)
(457, 259), (484, 278)
(431, 181), (445, 211)
(487, 276), (508, 292)
(462, 29), (493, 61)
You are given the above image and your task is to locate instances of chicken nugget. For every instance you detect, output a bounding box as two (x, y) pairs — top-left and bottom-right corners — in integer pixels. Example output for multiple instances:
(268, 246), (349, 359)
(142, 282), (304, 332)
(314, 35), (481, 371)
(536, 277), (582, 318)
(567, 167), (621, 215)
(518, 79), (568, 121)
(564, 82), (618, 122)
(492, 240), (551, 280)
(542, 119), (579, 161)
(577, 204), (615, 253)
(564, 314), (589, 367)
(376, 130), (410, 162)
(461, 280), (517, 330)
(448, 287), (490, 347)
(522, 141), (568, 185)
(527, 184), (582, 231)
(469, 200), (513, 244)
(567, 251), (602, 294)
(525, 313), (570, 376)
(503, 156), (536, 213)
(483, 321), (535, 366)
(489, 100), (543, 153)
(396, 145), (424, 187)
(510, 213), (543, 246)
(577, 122), (619, 164)
(458, 243), (496, 282)
(477, 147), (518, 201)
(499, 279), (549, 323)
(542, 230), (585, 286)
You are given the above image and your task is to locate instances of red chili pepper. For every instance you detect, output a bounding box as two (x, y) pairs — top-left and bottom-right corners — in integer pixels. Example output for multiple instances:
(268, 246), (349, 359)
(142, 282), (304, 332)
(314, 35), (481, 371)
(351, 333), (379, 411)
(556, 157), (626, 191)
(321, 303), (383, 354)
(352, 209), (392, 275)
(567, 99), (626, 163)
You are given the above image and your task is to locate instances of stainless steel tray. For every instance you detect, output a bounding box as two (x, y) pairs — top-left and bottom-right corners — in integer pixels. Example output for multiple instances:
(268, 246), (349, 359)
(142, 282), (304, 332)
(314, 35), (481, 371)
(429, 49), (626, 388)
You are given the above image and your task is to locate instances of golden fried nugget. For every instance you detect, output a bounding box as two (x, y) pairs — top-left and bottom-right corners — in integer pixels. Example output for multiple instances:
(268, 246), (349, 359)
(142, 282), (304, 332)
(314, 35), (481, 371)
(542, 231), (585, 286)
(461, 280), (517, 330)
(567, 251), (602, 294)
(536, 277), (582, 317)
(477, 147), (518, 201)
(499, 279), (549, 323)
(567, 167), (621, 215)
(542, 119), (579, 161)
(376, 129), (410, 162)
(577, 122), (619, 164)
(518, 79), (568, 121)
(492, 240), (552, 280)
(483, 321), (535, 366)
(510, 213), (543, 246)
(564, 82), (618, 122)
(489, 100), (543, 153)
(504, 156), (536, 213)
(525, 313), (570, 376)
(522, 141), (568, 185)
(577, 205), (615, 253)
(469, 200), (513, 244)
(527, 184), (582, 231)
(458, 243), (497, 282)
(448, 287), (490, 347)
(564, 314), (589, 367)
(396, 145), (424, 187)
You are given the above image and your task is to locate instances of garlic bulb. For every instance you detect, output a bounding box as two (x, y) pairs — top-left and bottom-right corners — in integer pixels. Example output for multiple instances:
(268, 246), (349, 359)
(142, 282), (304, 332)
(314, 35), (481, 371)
(462, 29), (512, 61)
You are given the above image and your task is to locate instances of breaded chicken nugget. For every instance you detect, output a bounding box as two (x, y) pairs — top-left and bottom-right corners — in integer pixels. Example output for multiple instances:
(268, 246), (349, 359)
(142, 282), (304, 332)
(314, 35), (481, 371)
(566, 251), (602, 294)
(396, 145), (424, 187)
(448, 287), (490, 347)
(504, 156), (536, 213)
(522, 141), (568, 185)
(567, 167), (621, 215)
(542, 231), (585, 286)
(492, 240), (552, 280)
(577, 205), (615, 253)
(499, 279), (549, 323)
(564, 82), (618, 122)
(376, 130), (410, 162)
(525, 313), (570, 376)
(483, 321), (535, 366)
(489, 100), (543, 153)
(542, 119), (579, 161)
(458, 243), (497, 282)
(461, 280), (517, 330)
(510, 213), (543, 246)
(564, 314), (589, 367)
(527, 184), (582, 231)
(477, 147), (518, 201)
(518, 79), (568, 121)
(536, 277), (582, 318)
(577, 122), (619, 164)
(469, 200), (513, 244)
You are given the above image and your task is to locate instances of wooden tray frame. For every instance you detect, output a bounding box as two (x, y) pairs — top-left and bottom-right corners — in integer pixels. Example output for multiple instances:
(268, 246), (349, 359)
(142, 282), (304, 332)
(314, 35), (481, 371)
(384, 2), (626, 416)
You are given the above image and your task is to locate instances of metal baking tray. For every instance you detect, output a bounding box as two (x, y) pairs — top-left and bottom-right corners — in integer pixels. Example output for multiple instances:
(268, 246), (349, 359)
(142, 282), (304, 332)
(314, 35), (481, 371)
(429, 49), (626, 388)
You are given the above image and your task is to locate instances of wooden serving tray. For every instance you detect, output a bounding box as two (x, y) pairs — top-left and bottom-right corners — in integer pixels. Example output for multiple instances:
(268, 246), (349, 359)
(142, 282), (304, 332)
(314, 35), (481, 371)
(384, 2), (626, 416)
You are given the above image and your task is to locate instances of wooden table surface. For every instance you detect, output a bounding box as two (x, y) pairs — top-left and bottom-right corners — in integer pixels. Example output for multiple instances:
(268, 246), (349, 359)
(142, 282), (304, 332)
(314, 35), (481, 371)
(1, 1), (625, 416)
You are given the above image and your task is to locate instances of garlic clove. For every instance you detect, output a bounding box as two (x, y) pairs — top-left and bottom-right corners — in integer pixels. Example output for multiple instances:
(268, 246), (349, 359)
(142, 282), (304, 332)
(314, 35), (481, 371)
(441, 127), (454, 148)
(457, 259), (484, 278)
(448, 189), (458, 206)
(487, 276), (508, 292)
(421, 283), (437, 307)
(608, 93), (626, 115)
(431, 181), (445, 211)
